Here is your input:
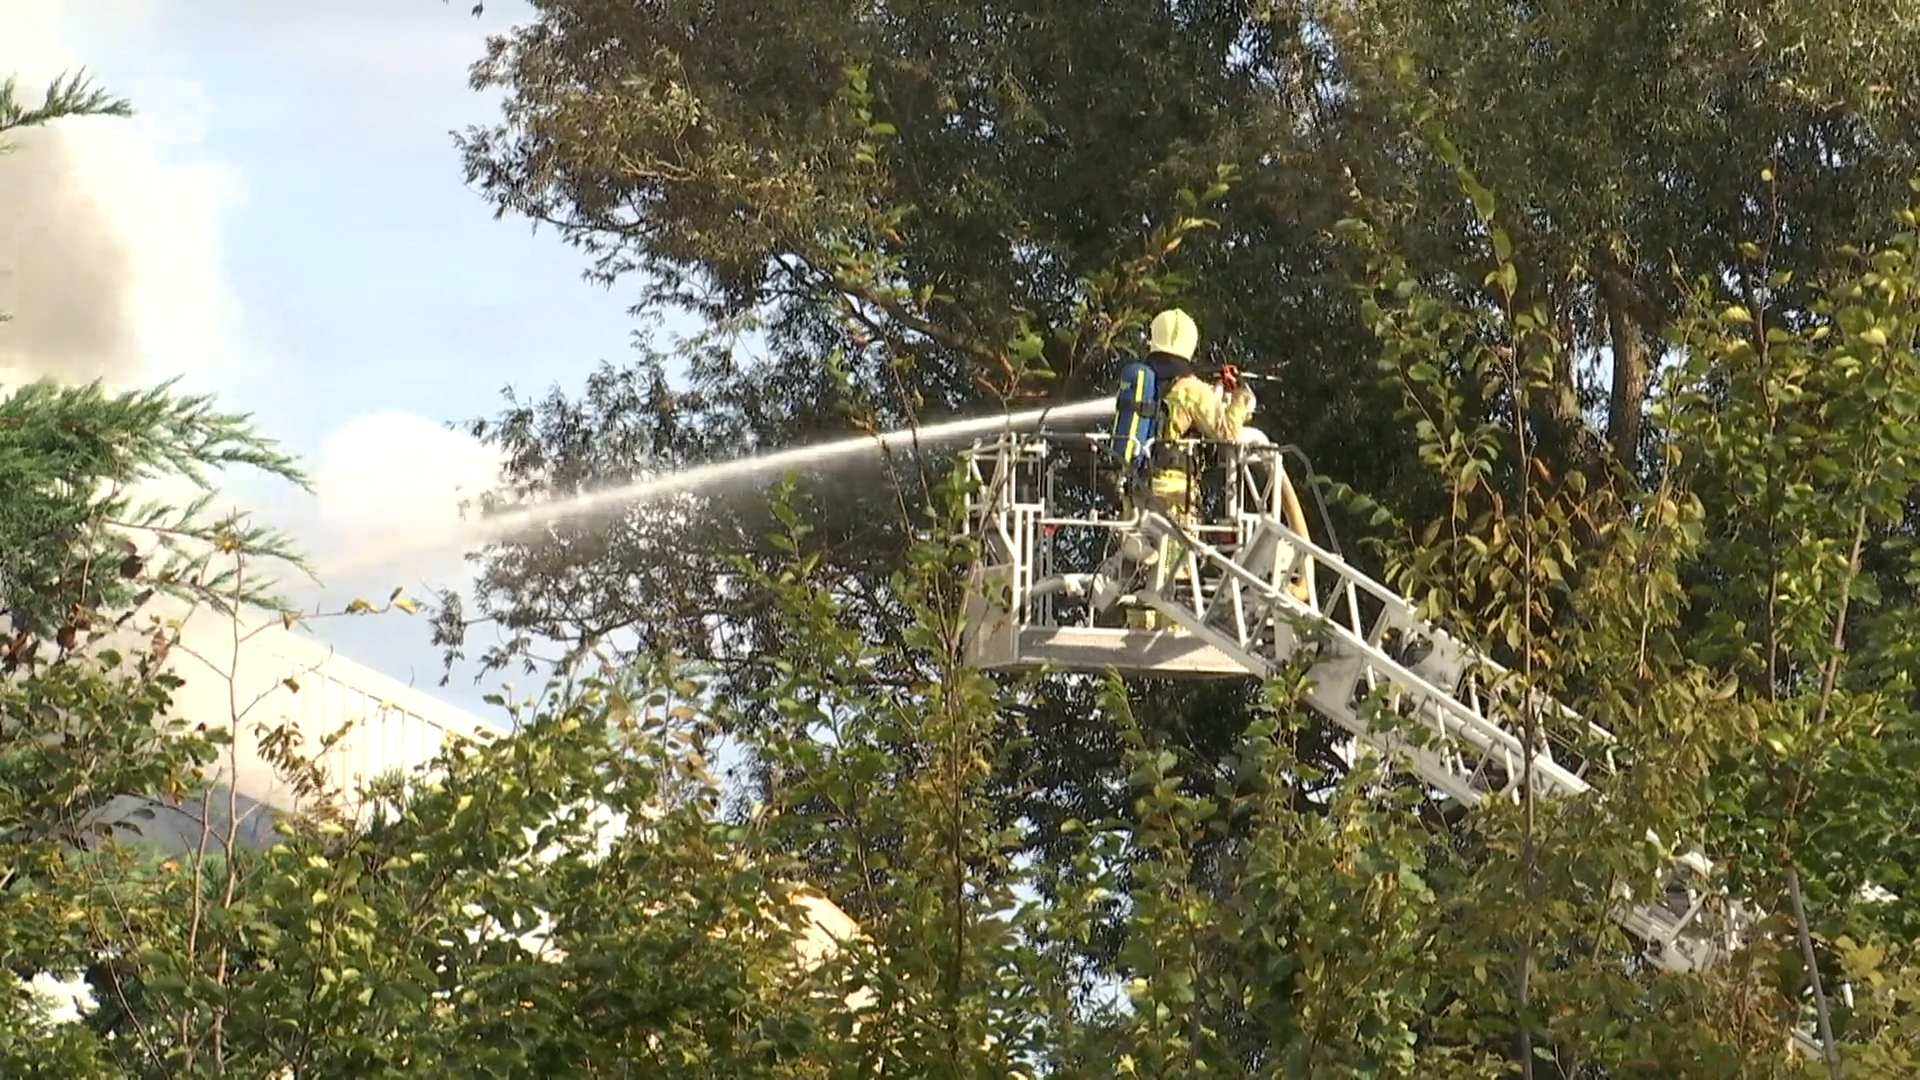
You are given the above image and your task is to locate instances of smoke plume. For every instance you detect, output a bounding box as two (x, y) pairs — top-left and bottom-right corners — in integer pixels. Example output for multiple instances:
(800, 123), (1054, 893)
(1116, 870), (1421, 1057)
(0, 123), (139, 385)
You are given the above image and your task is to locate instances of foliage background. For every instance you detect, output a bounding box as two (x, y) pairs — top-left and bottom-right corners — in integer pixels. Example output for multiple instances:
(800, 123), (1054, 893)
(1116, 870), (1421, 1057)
(9, 2), (1920, 1074)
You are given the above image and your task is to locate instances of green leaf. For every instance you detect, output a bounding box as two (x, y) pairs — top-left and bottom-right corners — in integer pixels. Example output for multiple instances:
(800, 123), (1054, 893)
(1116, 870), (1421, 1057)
(1458, 168), (1496, 221)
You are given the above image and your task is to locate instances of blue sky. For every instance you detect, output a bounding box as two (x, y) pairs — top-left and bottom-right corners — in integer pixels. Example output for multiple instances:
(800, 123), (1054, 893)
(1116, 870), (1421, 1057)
(2, 1), (654, 715)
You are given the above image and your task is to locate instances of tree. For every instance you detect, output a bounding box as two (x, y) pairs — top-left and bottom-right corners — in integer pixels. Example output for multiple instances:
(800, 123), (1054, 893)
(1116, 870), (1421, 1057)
(0, 377), (313, 1074)
(17, 14), (1920, 1078)
(1318, 0), (1920, 473)
(435, 0), (1310, 684)
(60, 661), (849, 1079)
(0, 68), (863, 1078)
(0, 357), (858, 1080)
(0, 71), (311, 1072)
(1323, 149), (1920, 1072)
(440, 2), (1360, 979)
(434, 1), (1920, 1012)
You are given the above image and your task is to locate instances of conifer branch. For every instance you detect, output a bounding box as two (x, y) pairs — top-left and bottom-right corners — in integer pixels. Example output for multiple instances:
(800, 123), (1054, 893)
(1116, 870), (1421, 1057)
(0, 70), (132, 141)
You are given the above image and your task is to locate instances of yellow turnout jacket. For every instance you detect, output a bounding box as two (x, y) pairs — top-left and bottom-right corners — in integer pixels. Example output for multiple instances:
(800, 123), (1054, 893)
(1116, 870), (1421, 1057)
(1148, 375), (1254, 510)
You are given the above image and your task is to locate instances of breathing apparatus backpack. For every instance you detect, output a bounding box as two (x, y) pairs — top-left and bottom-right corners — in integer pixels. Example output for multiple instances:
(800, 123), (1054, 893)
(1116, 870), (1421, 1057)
(1110, 356), (1160, 480)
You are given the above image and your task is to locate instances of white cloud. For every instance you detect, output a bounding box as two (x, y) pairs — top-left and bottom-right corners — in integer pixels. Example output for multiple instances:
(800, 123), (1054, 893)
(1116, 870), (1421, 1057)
(0, 3), (512, 582)
(308, 410), (506, 584)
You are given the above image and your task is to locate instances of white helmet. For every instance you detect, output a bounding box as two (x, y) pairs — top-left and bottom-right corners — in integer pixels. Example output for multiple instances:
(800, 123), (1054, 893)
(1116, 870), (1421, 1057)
(1148, 308), (1199, 361)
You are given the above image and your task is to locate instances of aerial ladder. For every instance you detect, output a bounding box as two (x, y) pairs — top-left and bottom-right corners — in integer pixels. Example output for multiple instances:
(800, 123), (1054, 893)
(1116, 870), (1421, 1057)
(956, 429), (1829, 1061)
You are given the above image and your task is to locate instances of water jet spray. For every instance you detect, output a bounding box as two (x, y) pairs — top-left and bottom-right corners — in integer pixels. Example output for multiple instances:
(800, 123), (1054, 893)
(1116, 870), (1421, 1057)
(327, 397), (1116, 575)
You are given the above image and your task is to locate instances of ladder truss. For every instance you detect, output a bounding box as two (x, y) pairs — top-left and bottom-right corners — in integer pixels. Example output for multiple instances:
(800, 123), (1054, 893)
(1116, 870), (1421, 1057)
(958, 430), (1823, 1058)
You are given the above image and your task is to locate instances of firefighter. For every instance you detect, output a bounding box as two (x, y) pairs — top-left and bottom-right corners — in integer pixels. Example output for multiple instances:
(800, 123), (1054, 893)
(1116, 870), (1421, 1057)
(1125, 308), (1256, 630)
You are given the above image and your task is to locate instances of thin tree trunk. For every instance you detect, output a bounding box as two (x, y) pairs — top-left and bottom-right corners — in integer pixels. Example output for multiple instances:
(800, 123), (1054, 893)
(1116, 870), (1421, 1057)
(1787, 866), (1842, 1078)
(1596, 249), (1648, 468)
(1546, 275), (1582, 430)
